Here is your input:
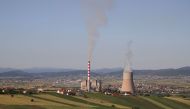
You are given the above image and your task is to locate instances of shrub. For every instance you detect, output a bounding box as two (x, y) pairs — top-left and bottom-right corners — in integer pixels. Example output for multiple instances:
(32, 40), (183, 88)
(30, 99), (34, 102)
(132, 106), (140, 109)
(111, 104), (115, 108)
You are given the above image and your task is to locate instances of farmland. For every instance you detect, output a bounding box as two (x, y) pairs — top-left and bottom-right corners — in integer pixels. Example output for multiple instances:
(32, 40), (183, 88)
(0, 93), (189, 109)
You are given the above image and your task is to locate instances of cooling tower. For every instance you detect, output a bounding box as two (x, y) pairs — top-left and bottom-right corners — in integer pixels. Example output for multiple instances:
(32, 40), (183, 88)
(121, 68), (135, 94)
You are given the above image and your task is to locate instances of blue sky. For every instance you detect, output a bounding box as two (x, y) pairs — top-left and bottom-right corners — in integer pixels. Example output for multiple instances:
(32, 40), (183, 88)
(0, 0), (190, 69)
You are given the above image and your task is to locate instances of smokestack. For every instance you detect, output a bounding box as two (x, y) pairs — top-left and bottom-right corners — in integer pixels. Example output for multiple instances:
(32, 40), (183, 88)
(87, 61), (91, 92)
(81, 0), (113, 92)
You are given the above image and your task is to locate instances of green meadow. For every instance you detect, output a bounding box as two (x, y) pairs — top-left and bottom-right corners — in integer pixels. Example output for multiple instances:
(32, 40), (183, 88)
(0, 93), (189, 109)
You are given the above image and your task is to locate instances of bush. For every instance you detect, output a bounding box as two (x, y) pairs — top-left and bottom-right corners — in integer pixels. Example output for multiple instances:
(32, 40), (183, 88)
(11, 94), (14, 98)
(111, 104), (115, 108)
(30, 99), (34, 102)
(132, 106), (140, 109)
(83, 94), (88, 98)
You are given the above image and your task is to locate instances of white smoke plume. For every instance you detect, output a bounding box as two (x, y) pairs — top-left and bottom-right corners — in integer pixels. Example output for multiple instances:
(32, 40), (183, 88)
(124, 41), (133, 72)
(81, 0), (113, 61)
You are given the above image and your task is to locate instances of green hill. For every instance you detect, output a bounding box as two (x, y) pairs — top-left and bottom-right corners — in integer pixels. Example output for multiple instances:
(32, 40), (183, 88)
(0, 93), (189, 109)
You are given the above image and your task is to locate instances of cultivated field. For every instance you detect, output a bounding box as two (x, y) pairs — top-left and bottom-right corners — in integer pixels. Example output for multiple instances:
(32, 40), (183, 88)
(0, 93), (189, 109)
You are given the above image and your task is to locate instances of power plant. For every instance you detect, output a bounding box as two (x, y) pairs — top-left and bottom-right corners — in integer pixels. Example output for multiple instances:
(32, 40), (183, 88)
(81, 79), (101, 92)
(80, 61), (102, 92)
(81, 60), (135, 94)
(121, 67), (135, 95)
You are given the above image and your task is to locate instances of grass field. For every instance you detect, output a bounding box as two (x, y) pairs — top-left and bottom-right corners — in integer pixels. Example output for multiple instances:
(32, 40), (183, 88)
(0, 93), (189, 109)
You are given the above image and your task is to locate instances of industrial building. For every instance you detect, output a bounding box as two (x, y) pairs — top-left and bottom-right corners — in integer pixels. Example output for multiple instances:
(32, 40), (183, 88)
(81, 79), (102, 92)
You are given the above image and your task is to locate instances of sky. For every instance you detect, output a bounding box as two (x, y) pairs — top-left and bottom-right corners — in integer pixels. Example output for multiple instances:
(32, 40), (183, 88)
(0, 0), (190, 69)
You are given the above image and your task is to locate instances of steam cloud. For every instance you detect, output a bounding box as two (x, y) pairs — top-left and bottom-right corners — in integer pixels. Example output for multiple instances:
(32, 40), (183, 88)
(81, 0), (113, 61)
(124, 41), (133, 72)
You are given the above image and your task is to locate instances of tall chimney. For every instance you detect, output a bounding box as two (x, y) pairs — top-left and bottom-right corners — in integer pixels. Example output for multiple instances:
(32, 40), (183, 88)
(87, 61), (91, 92)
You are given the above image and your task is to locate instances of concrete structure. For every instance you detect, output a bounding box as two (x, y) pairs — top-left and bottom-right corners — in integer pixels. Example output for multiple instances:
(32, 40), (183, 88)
(81, 79), (102, 92)
(81, 80), (88, 91)
(121, 67), (135, 95)
(91, 80), (102, 92)
(81, 61), (102, 92)
(87, 61), (91, 92)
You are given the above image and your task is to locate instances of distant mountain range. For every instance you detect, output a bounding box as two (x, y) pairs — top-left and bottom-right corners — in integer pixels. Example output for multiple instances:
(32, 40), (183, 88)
(0, 68), (17, 73)
(92, 67), (123, 74)
(103, 66), (190, 77)
(0, 66), (190, 78)
(0, 68), (75, 73)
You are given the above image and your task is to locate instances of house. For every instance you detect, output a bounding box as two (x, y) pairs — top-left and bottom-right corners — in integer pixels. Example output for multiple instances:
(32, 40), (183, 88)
(57, 89), (65, 94)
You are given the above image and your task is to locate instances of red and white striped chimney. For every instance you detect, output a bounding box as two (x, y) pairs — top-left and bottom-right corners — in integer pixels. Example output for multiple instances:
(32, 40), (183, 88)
(87, 61), (90, 92)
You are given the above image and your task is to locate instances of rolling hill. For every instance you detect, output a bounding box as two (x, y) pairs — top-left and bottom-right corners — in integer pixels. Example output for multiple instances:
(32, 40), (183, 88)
(0, 93), (189, 109)
(0, 66), (189, 78)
